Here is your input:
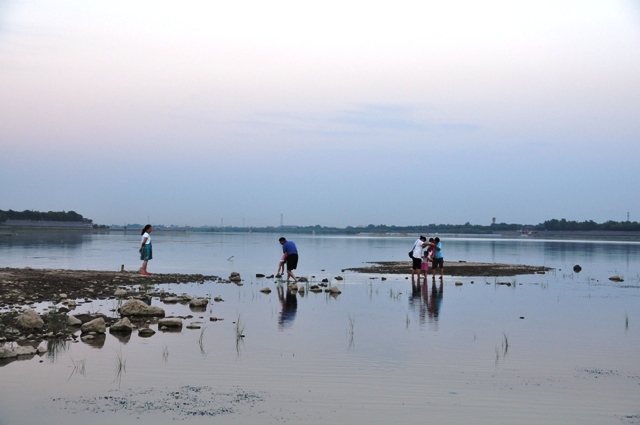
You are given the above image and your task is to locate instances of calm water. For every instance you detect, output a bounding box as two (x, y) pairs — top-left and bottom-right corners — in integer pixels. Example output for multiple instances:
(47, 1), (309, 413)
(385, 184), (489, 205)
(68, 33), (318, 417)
(1, 231), (639, 425)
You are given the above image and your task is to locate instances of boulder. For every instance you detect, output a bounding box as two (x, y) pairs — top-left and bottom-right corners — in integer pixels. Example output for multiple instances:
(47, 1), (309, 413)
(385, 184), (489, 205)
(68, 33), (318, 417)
(189, 298), (208, 308)
(120, 299), (165, 317)
(67, 315), (83, 326)
(158, 318), (183, 328)
(259, 287), (272, 294)
(138, 328), (156, 337)
(114, 289), (128, 298)
(328, 286), (342, 294)
(609, 275), (624, 282)
(109, 317), (133, 334)
(81, 317), (106, 334)
(17, 310), (44, 330)
(229, 272), (241, 282)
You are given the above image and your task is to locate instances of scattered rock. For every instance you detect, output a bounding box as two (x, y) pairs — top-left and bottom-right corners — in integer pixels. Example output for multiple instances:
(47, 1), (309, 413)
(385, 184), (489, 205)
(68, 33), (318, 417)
(573, 265), (582, 273)
(17, 310), (44, 330)
(189, 298), (208, 308)
(138, 328), (156, 337)
(259, 287), (272, 294)
(109, 317), (133, 334)
(158, 318), (183, 328)
(81, 317), (106, 334)
(120, 299), (165, 317)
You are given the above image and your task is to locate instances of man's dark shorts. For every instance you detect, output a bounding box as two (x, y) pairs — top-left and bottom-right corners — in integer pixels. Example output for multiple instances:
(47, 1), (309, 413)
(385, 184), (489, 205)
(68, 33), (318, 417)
(412, 257), (422, 270)
(286, 254), (298, 271)
(432, 258), (444, 269)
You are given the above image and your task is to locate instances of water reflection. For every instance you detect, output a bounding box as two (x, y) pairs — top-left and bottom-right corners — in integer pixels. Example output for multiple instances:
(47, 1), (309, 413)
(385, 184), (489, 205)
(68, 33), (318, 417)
(409, 280), (444, 327)
(277, 286), (298, 330)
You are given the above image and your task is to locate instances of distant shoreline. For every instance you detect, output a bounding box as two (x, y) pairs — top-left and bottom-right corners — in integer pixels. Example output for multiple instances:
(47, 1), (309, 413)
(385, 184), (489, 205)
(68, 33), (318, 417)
(2, 227), (640, 242)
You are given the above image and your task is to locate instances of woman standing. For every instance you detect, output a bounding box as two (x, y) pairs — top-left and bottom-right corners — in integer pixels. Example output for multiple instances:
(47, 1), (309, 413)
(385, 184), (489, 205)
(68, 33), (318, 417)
(139, 224), (153, 275)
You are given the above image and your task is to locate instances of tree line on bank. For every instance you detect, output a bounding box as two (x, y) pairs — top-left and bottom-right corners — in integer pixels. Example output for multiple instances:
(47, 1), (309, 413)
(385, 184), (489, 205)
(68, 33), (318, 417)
(3, 209), (639, 233)
(0, 209), (84, 223)
(126, 219), (640, 234)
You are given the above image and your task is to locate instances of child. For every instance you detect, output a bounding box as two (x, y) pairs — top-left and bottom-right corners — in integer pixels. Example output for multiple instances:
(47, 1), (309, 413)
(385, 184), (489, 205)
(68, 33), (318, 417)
(421, 245), (433, 281)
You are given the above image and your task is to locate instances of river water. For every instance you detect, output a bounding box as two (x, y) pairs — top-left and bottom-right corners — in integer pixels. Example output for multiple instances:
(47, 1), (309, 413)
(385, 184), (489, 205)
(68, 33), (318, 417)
(1, 231), (639, 424)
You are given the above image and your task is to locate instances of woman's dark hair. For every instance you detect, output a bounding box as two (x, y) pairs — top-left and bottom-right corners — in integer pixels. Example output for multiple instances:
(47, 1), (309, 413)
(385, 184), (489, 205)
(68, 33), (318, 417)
(141, 224), (152, 235)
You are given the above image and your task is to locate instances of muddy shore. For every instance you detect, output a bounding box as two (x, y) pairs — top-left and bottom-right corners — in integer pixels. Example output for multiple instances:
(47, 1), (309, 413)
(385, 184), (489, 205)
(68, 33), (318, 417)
(0, 262), (551, 342)
(345, 260), (552, 277)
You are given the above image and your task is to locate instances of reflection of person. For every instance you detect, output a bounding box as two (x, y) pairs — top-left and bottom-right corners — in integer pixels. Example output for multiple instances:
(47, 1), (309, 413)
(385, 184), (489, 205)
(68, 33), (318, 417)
(277, 285), (298, 329)
(278, 237), (298, 283)
(276, 254), (285, 277)
(427, 280), (443, 319)
(431, 237), (444, 279)
(139, 224), (153, 276)
(411, 236), (428, 284)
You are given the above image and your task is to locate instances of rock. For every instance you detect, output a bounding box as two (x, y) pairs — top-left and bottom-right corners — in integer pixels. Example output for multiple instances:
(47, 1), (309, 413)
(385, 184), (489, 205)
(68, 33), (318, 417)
(0, 345), (37, 359)
(256, 273), (265, 278)
(67, 315), (83, 326)
(259, 287), (272, 294)
(109, 317), (133, 334)
(328, 286), (342, 294)
(17, 310), (44, 330)
(298, 277), (308, 282)
(214, 296), (223, 302)
(81, 317), (106, 334)
(120, 299), (165, 317)
(138, 328), (156, 337)
(609, 275), (624, 282)
(158, 318), (183, 328)
(321, 278), (329, 283)
(189, 298), (208, 308)
(229, 272), (241, 282)
(573, 265), (582, 273)
(186, 324), (201, 329)
(335, 276), (343, 281)
(455, 281), (463, 286)
(114, 289), (128, 298)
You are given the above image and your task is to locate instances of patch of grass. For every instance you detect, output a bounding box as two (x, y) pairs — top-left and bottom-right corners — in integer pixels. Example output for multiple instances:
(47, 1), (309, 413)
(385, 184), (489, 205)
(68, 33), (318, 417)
(68, 357), (86, 381)
(199, 327), (207, 355)
(47, 305), (67, 334)
(346, 314), (355, 349)
(162, 344), (169, 362)
(235, 314), (245, 340)
(114, 348), (126, 384)
(625, 312), (629, 331)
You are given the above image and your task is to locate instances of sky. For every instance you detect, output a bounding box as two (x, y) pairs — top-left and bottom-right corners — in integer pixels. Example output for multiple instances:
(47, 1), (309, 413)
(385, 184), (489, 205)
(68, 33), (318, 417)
(1, 0), (639, 228)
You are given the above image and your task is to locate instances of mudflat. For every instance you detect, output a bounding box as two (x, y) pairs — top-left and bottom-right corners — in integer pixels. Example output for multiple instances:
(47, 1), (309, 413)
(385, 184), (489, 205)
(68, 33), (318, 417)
(345, 261), (552, 276)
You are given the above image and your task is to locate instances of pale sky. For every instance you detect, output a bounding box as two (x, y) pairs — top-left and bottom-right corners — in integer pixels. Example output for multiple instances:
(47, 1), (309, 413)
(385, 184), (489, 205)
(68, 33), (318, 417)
(1, 0), (639, 227)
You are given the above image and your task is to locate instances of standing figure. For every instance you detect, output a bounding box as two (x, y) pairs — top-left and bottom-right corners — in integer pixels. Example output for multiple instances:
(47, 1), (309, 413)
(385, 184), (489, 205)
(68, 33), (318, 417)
(278, 237), (299, 283)
(431, 237), (444, 279)
(139, 224), (153, 276)
(411, 236), (428, 284)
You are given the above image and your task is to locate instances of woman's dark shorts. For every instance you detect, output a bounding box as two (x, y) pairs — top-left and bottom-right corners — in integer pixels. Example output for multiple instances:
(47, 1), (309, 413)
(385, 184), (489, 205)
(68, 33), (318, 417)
(412, 257), (422, 270)
(286, 254), (298, 271)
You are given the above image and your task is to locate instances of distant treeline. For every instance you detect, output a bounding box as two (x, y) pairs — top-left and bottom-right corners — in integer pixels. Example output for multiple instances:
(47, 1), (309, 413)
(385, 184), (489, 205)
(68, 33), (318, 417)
(0, 209), (85, 223)
(121, 219), (640, 234)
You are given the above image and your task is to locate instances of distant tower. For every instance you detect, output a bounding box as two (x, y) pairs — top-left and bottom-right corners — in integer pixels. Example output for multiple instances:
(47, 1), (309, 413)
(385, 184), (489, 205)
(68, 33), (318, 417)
(492, 217), (496, 225)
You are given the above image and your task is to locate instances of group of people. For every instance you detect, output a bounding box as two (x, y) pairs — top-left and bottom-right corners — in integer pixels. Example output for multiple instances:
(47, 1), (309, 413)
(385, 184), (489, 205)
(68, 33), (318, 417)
(137, 227), (442, 287)
(411, 236), (443, 284)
